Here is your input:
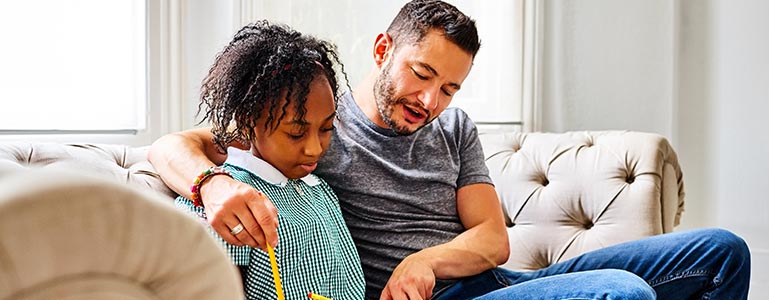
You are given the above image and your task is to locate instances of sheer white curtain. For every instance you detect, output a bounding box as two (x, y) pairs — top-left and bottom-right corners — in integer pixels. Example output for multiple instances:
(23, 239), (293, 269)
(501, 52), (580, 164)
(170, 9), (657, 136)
(237, 0), (536, 132)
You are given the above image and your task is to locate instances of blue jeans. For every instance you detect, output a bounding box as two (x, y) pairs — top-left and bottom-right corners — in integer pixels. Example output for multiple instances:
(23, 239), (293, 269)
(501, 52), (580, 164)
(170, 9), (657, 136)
(432, 228), (750, 300)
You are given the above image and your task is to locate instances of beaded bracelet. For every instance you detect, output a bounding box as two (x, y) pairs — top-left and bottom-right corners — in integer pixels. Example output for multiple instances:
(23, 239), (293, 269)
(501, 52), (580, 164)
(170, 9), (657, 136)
(190, 166), (232, 207)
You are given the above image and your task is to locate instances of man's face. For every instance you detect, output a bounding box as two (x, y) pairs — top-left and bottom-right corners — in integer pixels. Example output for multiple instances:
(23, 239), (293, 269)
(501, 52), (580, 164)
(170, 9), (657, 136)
(373, 30), (473, 135)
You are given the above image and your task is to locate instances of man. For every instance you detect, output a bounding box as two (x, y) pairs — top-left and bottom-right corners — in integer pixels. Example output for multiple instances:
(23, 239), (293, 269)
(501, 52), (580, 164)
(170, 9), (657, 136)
(150, 1), (750, 299)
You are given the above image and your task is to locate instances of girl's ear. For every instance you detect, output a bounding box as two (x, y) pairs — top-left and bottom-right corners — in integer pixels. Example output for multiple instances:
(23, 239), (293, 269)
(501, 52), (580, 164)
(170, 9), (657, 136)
(373, 33), (393, 68)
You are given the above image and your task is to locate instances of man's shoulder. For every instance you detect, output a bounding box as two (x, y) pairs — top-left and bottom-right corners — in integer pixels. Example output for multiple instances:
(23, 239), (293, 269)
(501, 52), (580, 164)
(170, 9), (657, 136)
(438, 106), (470, 121)
(434, 107), (474, 131)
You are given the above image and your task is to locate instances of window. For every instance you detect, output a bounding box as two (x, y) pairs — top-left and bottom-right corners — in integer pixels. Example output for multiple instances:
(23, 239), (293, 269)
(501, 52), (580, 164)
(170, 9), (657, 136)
(0, 0), (146, 133)
(446, 1), (526, 132)
(0, 1), (541, 146)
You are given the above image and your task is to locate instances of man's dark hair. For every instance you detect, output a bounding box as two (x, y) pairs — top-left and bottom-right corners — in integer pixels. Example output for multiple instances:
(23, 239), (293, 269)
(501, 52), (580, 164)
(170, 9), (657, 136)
(198, 20), (347, 152)
(386, 0), (480, 57)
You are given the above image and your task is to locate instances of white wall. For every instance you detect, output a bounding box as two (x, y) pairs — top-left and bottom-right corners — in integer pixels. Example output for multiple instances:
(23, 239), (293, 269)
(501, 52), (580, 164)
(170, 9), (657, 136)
(541, 0), (675, 136)
(542, 0), (769, 297)
(682, 0), (769, 297)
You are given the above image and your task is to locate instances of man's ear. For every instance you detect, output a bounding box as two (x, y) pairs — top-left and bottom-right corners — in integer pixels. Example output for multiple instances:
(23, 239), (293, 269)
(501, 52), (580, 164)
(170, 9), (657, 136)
(373, 32), (393, 68)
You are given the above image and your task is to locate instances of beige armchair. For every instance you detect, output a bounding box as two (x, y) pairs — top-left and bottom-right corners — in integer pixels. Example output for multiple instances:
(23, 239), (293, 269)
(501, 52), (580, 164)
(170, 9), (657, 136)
(0, 169), (242, 299)
(480, 131), (684, 271)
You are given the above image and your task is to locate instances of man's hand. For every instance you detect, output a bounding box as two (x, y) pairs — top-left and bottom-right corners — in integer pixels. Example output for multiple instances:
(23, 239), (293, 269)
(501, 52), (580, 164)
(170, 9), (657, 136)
(380, 254), (436, 300)
(379, 183), (509, 300)
(201, 175), (279, 251)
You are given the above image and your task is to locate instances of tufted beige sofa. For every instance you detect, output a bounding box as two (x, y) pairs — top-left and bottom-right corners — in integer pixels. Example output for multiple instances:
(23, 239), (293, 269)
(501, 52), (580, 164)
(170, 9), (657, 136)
(0, 130), (684, 294)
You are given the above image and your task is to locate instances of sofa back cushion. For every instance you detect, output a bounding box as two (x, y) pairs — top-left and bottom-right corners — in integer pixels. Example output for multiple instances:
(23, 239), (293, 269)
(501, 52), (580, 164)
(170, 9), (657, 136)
(480, 131), (684, 271)
(0, 142), (175, 200)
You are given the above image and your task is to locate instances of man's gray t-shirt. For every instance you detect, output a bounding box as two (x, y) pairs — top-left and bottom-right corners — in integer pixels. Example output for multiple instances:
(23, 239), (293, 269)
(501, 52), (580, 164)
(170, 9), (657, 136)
(316, 93), (493, 299)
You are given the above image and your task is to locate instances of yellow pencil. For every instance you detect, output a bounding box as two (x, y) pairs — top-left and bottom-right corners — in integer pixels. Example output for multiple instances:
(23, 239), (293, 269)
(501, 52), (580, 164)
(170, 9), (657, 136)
(267, 242), (284, 300)
(308, 292), (333, 300)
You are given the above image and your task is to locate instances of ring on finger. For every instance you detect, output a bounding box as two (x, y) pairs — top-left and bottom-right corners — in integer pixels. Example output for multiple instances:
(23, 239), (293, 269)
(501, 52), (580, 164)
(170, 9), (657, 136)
(230, 223), (245, 235)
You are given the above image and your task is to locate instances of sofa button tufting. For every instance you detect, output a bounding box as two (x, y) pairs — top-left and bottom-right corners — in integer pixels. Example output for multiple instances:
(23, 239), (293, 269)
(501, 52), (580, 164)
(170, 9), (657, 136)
(626, 176), (635, 184)
(584, 222), (593, 229)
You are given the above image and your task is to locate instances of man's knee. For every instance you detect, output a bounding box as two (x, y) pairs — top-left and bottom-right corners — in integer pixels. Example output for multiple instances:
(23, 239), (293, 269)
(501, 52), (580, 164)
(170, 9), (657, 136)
(697, 228), (750, 262)
(713, 228), (749, 254)
(594, 269), (656, 300)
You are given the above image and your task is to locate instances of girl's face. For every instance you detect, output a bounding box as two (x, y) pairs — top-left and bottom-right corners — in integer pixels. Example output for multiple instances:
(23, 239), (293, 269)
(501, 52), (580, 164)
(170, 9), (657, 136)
(250, 75), (336, 179)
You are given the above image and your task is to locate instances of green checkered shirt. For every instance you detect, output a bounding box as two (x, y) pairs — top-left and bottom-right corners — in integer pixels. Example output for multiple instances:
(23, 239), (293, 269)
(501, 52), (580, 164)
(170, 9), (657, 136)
(175, 148), (365, 300)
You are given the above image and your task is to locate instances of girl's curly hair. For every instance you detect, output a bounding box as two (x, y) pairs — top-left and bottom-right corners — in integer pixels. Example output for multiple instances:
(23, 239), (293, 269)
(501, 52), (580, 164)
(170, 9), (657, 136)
(198, 20), (347, 152)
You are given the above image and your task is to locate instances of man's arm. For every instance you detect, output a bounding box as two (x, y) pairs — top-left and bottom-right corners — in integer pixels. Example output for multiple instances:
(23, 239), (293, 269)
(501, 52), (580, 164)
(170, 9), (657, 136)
(148, 128), (279, 250)
(148, 127), (233, 197)
(380, 183), (509, 300)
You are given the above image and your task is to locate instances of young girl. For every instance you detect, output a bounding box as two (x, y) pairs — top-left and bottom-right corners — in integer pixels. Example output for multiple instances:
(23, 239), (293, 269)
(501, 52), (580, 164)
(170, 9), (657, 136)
(175, 21), (365, 300)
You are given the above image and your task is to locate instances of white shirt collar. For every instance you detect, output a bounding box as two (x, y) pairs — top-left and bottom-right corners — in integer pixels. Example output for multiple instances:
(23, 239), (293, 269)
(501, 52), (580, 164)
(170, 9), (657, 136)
(224, 147), (320, 187)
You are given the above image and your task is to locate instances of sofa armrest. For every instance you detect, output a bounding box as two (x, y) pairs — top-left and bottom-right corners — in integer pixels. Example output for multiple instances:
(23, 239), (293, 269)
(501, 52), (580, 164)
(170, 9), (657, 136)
(480, 131), (685, 271)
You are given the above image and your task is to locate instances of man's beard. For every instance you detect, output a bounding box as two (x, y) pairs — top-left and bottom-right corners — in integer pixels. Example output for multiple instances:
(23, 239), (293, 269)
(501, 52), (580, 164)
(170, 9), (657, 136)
(373, 62), (429, 136)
